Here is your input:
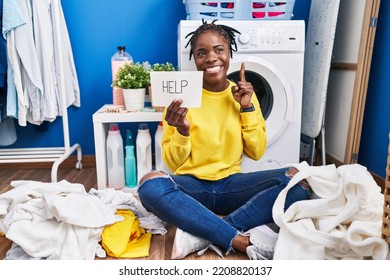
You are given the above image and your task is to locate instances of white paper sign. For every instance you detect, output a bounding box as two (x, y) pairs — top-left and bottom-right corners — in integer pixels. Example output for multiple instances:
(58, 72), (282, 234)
(150, 71), (203, 108)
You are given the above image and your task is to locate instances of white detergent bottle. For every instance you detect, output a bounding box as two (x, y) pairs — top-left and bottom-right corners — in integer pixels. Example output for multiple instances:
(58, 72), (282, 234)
(136, 123), (152, 183)
(111, 46), (133, 106)
(106, 123), (125, 189)
(154, 121), (170, 173)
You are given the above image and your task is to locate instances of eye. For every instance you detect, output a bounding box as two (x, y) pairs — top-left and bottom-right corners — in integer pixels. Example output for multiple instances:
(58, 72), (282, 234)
(195, 50), (206, 57)
(216, 47), (225, 54)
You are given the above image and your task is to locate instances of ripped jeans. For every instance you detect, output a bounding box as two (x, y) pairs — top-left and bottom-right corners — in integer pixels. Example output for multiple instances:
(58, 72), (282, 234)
(138, 167), (311, 251)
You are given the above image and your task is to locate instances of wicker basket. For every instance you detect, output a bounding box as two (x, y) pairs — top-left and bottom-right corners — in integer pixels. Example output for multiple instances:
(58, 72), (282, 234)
(386, 141), (390, 189)
(381, 133), (390, 244)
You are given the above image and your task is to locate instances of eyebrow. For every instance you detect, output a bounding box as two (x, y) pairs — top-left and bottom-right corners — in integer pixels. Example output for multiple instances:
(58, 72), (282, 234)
(195, 44), (226, 52)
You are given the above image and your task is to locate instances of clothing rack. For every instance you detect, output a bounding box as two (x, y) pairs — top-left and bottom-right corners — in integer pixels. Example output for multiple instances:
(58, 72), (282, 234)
(0, 0), (82, 182)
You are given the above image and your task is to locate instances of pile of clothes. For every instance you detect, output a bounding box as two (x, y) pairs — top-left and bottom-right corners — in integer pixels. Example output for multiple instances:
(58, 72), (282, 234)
(273, 162), (389, 260)
(0, 180), (166, 260)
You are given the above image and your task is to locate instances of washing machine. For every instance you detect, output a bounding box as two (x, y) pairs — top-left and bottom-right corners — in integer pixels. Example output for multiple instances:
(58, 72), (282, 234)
(178, 20), (305, 172)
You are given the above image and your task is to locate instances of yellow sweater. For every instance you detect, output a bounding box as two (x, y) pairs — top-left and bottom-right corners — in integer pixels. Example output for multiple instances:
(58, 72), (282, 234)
(161, 80), (267, 180)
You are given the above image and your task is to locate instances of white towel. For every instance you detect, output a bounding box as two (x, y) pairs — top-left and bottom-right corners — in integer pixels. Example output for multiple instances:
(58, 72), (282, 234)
(272, 162), (388, 260)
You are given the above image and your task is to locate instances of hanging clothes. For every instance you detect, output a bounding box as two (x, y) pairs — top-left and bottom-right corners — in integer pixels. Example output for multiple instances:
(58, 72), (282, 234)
(0, 0), (7, 88)
(0, 117), (16, 146)
(3, 0), (44, 126)
(2, 0), (80, 127)
(31, 0), (60, 121)
(0, 0), (17, 145)
(50, 0), (80, 111)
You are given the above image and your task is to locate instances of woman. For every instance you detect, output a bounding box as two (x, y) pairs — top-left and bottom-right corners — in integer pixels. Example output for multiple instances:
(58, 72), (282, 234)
(138, 20), (311, 260)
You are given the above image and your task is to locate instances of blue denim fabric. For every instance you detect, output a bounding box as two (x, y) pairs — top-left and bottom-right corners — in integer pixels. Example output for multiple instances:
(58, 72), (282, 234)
(138, 168), (310, 250)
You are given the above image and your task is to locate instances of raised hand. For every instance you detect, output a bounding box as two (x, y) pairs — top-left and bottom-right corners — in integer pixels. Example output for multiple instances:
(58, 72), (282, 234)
(231, 62), (254, 108)
(240, 62), (246, 83)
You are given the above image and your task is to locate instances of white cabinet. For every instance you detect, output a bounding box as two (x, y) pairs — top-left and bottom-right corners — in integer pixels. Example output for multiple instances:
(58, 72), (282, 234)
(92, 105), (163, 193)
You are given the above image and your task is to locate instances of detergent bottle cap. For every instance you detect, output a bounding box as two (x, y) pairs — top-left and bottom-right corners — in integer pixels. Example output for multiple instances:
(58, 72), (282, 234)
(126, 129), (133, 146)
(139, 123), (148, 130)
(109, 123), (118, 131)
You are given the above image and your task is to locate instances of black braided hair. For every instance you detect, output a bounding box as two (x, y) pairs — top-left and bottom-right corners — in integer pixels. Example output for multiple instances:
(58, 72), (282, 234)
(185, 19), (241, 60)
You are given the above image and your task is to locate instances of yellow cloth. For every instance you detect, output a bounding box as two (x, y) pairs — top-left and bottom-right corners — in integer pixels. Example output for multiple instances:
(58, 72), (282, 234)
(102, 209), (152, 258)
(0, 231), (4, 237)
(161, 80), (267, 180)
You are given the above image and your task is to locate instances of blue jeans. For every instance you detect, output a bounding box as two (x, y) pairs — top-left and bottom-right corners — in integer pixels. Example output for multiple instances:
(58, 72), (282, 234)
(138, 168), (310, 251)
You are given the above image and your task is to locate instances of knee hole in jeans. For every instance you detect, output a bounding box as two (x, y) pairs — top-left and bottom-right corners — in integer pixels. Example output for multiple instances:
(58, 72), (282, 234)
(139, 171), (167, 186)
(285, 167), (311, 191)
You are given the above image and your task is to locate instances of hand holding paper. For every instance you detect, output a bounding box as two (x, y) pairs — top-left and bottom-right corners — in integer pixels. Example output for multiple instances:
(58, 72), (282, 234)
(165, 99), (190, 136)
(150, 71), (203, 108)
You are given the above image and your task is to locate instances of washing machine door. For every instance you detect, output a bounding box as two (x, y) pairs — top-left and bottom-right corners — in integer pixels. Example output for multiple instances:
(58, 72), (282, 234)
(227, 56), (293, 147)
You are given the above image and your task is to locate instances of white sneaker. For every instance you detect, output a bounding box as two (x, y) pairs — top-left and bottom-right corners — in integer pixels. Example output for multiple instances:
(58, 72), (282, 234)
(245, 225), (278, 260)
(171, 228), (222, 259)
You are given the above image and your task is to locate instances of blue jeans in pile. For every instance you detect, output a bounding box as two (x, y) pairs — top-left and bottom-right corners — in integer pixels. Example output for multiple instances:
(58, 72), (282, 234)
(138, 167), (310, 252)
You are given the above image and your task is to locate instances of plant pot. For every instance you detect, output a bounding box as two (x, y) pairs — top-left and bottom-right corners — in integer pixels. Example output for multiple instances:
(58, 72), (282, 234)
(123, 88), (146, 111)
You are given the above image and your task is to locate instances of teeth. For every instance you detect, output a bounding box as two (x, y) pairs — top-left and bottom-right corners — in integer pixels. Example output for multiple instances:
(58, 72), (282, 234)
(205, 66), (221, 73)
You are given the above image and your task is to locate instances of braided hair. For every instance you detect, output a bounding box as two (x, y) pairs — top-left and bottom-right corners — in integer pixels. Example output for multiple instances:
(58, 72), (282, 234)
(185, 19), (241, 60)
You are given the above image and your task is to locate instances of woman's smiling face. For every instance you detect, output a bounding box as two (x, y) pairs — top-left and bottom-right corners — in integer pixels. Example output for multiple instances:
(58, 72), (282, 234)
(193, 30), (230, 92)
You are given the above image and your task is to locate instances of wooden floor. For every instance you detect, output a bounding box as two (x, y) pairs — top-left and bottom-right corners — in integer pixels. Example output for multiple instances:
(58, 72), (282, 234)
(0, 167), (248, 260)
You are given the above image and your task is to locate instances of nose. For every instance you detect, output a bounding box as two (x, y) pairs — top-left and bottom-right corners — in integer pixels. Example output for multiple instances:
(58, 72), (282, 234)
(205, 51), (218, 63)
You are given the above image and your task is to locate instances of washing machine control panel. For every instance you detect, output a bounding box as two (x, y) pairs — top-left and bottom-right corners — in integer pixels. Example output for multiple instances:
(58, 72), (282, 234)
(178, 21), (304, 54)
(235, 27), (303, 52)
(237, 29), (282, 48)
(238, 33), (251, 44)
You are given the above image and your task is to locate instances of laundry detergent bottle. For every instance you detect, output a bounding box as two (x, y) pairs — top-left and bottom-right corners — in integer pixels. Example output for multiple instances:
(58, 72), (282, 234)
(154, 121), (170, 173)
(125, 145), (137, 188)
(106, 123), (125, 189)
(125, 129), (134, 146)
(136, 123), (152, 183)
(111, 46), (133, 106)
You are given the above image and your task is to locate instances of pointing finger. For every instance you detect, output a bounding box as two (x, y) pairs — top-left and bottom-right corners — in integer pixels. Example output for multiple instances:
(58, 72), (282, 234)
(240, 62), (246, 82)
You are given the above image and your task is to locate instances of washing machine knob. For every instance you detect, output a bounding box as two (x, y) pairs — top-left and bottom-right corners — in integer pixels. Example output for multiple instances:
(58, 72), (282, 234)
(239, 33), (251, 45)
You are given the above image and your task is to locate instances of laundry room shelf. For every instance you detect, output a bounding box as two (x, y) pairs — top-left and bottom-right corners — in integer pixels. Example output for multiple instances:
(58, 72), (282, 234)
(92, 105), (163, 193)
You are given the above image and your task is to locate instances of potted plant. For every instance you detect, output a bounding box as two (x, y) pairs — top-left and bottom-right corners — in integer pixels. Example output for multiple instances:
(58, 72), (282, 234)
(149, 62), (176, 72)
(148, 62), (176, 112)
(113, 62), (150, 111)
